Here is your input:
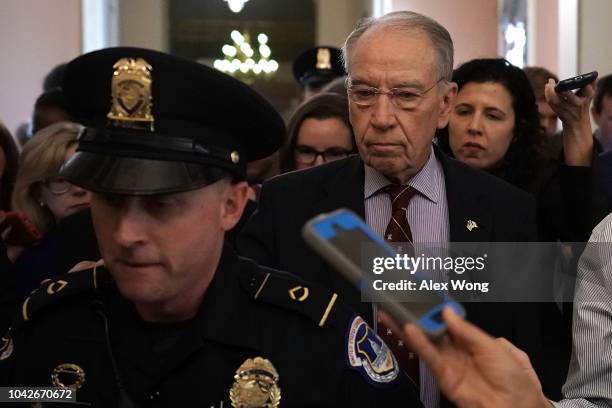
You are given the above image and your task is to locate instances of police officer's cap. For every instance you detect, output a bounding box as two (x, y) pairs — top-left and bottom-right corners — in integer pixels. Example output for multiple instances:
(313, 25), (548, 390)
(60, 47), (285, 195)
(292, 46), (344, 88)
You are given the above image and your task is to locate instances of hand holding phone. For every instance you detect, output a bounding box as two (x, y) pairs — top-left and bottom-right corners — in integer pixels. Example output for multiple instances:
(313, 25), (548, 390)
(0, 210), (43, 246)
(302, 208), (465, 338)
(554, 71), (598, 93)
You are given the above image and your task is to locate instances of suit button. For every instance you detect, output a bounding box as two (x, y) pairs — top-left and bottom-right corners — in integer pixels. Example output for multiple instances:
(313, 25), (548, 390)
(149, 390), (160, 400)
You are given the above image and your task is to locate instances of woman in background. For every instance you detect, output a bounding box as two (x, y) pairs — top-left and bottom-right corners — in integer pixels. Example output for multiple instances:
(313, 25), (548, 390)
(12, 121), (90, 236)
(437, 58), (604, 399)
(8, 121), (91, 296)
(280, 92), (356, 173)
(0, 120), (20, 334)
(0, 120), (19, 212)
(437, 58), (601, 242)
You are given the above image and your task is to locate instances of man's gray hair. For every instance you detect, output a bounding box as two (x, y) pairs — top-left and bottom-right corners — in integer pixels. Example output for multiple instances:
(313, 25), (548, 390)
(341, 11), (454, 81)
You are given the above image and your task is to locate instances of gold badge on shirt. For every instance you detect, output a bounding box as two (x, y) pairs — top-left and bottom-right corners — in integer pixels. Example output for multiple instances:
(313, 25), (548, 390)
(230, 357), (281, 408)
(51, 363), (86, 390)
(107, 57), (154, 131)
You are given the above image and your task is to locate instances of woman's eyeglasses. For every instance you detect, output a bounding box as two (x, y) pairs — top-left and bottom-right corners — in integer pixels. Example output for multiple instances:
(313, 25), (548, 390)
(43, 177), (73, 195)
(294, 145), (352, 164)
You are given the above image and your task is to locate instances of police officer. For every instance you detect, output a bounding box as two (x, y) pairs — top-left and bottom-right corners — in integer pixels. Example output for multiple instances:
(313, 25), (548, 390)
(293, 46), (345, 101)
(0, 47), (421, 407)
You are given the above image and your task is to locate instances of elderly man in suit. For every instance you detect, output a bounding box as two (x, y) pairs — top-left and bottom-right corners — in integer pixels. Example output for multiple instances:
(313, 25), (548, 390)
(239, 11), (545, 408)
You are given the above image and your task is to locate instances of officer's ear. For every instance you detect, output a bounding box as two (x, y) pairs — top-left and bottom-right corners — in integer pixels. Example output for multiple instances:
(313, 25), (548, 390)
(219, 180), (249, 231)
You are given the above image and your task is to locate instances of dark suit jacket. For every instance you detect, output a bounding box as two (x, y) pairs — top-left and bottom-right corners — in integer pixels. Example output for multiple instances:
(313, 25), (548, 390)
(239, 148), (537, 315)
(595, 150), (612, 210)
(237, 148), (565, 401)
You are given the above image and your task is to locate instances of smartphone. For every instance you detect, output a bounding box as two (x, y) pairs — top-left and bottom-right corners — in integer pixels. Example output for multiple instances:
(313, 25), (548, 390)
(554, 71), (598, 92)
(302, 208), (465, 337)
(0, 210), (43, 246)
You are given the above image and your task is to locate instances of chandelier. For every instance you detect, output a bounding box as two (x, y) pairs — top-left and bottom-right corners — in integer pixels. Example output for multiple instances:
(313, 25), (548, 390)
(214, 30), (278, 82)
(224, 0), (249, 13)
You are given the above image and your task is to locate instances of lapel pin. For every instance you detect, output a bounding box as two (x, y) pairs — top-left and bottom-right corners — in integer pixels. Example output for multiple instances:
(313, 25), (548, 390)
(466, 219), (478, 231)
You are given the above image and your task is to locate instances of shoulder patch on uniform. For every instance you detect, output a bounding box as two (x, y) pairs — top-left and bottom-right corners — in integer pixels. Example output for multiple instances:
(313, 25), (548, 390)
(346, 315), (400, 386)
(240, 261), (338, 328)
(14, 265), (113, 329)
(0, 336), (13, 360)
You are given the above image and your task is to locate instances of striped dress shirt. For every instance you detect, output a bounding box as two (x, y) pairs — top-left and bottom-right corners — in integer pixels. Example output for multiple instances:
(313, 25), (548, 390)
(555, 212), (612, 408)
(364, 147), (449, 408)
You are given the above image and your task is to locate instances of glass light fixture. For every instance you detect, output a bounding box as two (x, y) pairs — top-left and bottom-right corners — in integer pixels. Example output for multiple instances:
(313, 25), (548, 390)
(214, 31), (278, 82)
(224, 0), (249, 13)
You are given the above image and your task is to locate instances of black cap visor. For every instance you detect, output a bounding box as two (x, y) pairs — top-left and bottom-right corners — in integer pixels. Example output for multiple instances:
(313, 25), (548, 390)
(61, 151), (229, 195)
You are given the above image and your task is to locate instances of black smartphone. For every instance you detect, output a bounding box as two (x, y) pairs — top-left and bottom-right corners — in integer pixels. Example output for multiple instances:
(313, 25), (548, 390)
(554, 71), (598, 92)
(302, 208), (465, 338)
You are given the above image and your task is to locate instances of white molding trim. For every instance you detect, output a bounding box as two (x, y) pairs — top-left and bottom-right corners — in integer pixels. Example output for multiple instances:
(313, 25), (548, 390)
(81, 0), (119, 53)
(558, 0), (578, 78)
(526, 0), (536, 65)
(373, 0), (392, 17)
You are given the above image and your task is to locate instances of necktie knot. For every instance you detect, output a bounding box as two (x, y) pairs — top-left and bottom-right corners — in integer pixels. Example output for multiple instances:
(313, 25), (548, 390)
(383, 184), (417, 212)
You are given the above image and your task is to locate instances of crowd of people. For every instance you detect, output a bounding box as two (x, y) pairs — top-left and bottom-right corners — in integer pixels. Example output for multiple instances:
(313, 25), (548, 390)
(0, 9), (611, 408)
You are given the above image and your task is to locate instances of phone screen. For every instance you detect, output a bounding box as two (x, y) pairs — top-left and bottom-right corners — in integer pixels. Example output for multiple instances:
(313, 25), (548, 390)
(304, 209), (464, 336)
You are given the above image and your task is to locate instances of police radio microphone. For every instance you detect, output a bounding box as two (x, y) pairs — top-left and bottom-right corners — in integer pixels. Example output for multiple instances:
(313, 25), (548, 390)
(90, 300), (138, 408)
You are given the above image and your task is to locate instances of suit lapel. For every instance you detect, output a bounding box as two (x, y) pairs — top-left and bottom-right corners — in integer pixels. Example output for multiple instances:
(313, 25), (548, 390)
(315, 156), (372, 322)
(320, 155), (365, 217)
(436, 148), (493, 242)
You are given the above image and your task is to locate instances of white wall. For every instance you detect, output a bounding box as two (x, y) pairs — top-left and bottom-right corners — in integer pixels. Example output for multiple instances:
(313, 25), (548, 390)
(119, 0), (168, 51)
(530, 0), (559, 74)
(578, 0), (612, 77)
(390, 0), (499, 67)
(0, 0), (82, 136)
(315, 0), (372, 47)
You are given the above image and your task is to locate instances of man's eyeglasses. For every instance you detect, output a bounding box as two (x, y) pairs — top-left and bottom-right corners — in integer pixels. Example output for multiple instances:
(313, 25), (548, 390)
(346, 78), (444, 109)
(43, 177), (73, 195)
(294, 145), (352, 165)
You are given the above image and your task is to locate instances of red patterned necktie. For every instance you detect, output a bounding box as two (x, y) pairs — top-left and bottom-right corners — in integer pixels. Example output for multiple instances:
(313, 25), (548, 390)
(377, 184), (420, 386)
(383, 184), (417, 244)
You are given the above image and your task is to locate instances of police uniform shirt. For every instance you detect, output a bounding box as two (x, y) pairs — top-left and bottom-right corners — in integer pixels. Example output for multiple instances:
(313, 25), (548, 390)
(0, 245), (422, 407)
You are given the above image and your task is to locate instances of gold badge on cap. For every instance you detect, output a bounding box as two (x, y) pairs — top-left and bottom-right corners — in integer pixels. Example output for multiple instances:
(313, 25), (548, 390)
(466, 219), (478, 231)
(51, 363), (86, 390)
(316, 48), (332, 70)
(230, 357), (281, 408)
(231, 151), (240, 164)
(107, 57), (154, 131)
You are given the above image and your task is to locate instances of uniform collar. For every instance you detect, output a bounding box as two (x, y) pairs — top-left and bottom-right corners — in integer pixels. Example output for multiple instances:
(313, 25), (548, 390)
(192, 245), (261, 351)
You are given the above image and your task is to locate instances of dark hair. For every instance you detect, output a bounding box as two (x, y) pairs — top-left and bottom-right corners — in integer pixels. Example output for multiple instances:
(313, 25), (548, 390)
(0, 121), (19, 211)
(32, 88), (73, 134)
(593, 74), (612, 114)
(34, 88), (71, 111)
(280, 92), (355, 172)
(523, 66), (558, 101)
(43, 63), (68, 91)
(437, 58), (540, 188)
